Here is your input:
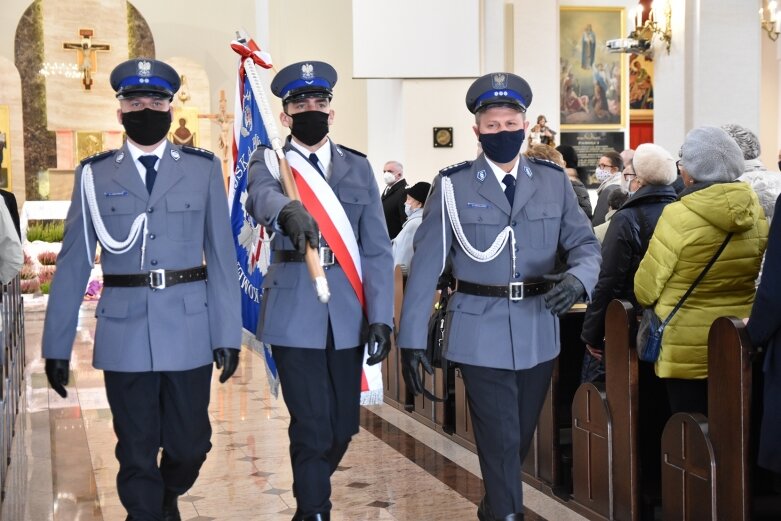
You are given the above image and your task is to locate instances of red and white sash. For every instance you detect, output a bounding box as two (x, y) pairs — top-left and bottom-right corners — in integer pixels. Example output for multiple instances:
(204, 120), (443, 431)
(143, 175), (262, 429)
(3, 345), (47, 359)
(284, 150), (383, 402)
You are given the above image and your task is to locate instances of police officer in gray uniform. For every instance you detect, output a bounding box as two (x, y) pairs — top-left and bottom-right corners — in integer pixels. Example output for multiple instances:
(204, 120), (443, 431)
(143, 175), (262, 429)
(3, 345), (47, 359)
(398, 73), (601, 520)
(42, 58), (242, 521)
(244, 61), (394, 521)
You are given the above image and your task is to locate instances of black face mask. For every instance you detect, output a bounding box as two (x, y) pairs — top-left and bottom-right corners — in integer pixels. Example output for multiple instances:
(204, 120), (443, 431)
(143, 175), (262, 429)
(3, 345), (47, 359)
(121, 108), (172, 146)
(289, 110), (330, 146)
(479, 129), (525, 164)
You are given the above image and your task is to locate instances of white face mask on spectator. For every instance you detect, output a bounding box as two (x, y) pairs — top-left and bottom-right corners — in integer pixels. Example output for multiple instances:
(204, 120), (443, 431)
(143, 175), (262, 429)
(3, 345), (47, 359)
(595, 167), (612, 182)
(404, 203), (414, 217)
(383, 172), (397, 185)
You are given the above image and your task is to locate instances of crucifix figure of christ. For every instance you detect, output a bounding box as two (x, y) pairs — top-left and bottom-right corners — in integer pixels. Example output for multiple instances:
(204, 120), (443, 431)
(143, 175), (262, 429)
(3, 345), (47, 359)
(63, 29), (111, 90)
(199, 90), (235, 178)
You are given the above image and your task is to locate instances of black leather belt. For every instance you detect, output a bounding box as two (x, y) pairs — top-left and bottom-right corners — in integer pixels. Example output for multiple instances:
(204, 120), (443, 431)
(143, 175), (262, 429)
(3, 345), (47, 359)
(273, 248), (336, 267)
(103, 266), (207, 290)
(455, 279), (554, 301)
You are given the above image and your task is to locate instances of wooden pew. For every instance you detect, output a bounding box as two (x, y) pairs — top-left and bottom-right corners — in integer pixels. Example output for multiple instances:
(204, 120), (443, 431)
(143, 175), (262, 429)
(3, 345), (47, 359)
(570, 299), (640, 521)
(660, 317), (757, 520)
(384, 265), (407, 410)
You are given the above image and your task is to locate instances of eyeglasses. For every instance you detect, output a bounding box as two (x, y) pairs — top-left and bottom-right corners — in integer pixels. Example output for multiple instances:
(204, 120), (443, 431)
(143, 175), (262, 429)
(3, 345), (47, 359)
(597, 163), (613, 169)
(623, 172), (637, 181)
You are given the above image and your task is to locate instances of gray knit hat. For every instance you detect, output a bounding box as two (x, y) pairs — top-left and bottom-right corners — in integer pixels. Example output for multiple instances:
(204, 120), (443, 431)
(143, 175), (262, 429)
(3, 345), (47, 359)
(721, 124), (761, 160)
(679, 126), (744, 183)
(633, 143), (677, 185)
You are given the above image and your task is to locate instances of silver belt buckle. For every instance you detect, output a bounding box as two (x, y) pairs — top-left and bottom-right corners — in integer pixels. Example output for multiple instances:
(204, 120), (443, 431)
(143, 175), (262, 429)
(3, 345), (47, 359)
(149, 269), (167, 289)
(509, 281), (524, 301)
(319, 246), (335, 267)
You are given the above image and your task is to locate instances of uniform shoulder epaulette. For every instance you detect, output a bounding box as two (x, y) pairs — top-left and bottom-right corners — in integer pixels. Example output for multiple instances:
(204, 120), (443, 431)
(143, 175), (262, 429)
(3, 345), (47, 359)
(439, 161), (472, 177)
(181, 145), (215, 159)
(336, 144), (366, 158)
(528, 156), (564, 172)
(80, 150), (116, 166)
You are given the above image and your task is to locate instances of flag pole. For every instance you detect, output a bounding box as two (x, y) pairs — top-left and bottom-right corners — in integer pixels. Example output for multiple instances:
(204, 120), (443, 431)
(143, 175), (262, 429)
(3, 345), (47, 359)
(236, 32), (330, 304)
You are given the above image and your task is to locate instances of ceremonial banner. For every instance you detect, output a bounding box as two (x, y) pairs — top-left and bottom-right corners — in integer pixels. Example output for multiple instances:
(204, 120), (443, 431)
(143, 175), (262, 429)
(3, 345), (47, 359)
(229, 38), (277, 395)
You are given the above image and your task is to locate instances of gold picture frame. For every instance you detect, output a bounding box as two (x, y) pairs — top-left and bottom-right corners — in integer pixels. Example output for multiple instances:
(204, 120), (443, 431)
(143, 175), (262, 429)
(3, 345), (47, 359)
(171, 107), (199, 147)
(0, 105), (10, 190)
(629, 52), (654, 122)
(560, 6), (627, 130)
(76, 131), (104, 163)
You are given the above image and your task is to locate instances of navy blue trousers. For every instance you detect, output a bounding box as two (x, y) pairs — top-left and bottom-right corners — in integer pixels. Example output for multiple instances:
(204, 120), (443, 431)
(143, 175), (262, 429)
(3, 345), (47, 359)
(104, 364), (213, 521)
(272, 339), (364, 517)
(460, 359), (555, 518)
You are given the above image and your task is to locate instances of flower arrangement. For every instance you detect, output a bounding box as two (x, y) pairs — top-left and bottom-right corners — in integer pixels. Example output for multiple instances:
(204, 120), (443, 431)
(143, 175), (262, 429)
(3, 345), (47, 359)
(37, 251), (58, 265)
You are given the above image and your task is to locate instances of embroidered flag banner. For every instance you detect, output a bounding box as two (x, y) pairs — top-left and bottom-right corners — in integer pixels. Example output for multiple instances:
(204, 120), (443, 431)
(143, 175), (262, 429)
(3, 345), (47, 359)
(229, 37), (278, 395)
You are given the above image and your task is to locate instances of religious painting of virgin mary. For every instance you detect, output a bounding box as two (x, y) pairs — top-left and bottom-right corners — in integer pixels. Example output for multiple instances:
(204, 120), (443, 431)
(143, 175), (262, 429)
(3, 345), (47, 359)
(560, 7), (626, 129)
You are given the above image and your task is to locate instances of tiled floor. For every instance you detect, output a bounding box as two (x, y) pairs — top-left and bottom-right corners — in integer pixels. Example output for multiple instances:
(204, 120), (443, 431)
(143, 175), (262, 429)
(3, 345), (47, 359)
(1, 296), (588, 521)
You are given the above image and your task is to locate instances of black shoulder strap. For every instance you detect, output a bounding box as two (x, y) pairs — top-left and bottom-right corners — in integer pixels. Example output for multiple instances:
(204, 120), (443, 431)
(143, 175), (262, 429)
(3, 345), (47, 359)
(660, 232), (734, 329)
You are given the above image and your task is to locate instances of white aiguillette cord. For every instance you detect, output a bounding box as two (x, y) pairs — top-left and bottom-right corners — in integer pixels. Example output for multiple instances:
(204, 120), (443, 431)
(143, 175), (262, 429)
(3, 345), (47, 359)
(440, 175), (517, 275)
(80, 163), (149, 269)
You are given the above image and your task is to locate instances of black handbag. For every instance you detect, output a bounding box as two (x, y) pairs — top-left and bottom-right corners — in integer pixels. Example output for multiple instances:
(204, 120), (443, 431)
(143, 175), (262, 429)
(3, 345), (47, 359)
(636, 232), (733, 362)
(426, 289), (449, 369)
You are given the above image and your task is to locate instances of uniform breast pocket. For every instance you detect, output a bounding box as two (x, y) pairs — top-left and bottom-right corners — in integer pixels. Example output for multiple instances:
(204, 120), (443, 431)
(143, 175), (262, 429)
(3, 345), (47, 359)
(337, 187), (371, 227)
(458, 208), (505, 251)
(101, 197), (138, 240)
(524, 203), (562, 249)
(166, 193), (204, 241)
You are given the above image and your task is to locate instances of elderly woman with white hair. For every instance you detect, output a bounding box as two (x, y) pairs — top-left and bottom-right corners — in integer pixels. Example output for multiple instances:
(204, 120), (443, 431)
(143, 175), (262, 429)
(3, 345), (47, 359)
(634, 126), (768, 415)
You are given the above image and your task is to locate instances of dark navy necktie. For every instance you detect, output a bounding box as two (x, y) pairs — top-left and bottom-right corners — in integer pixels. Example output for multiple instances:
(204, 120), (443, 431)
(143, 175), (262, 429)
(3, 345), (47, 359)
(309, 153), (325, 178)
(502, 173), (516, 205)
(139, 155), (158, 194)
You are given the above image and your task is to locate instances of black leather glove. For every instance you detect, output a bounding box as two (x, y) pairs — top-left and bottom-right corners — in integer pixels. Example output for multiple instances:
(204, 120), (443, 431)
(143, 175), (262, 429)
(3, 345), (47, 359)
(543, 272), (585, 316)
(45, 358), (69, 398)
(214, 348), (240, 383)
(400, 349), (433, 396)
(277, 200), (319, 255)
(366, 323), (392, 366)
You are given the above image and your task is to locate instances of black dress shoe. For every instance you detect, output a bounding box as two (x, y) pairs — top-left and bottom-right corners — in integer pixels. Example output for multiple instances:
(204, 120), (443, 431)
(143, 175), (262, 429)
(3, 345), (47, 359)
(301, 513), (329, 521)
(477, 497), (524, 521)
(162, 490), (181, 521)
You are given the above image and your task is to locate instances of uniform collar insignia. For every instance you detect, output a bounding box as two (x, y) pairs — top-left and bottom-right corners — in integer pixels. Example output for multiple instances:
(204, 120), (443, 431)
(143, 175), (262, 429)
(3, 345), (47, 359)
(491, 73), (507, 89)
(115, 152), (125, 163)
(524, 165), (533, 178)
(336, 146), (344, 157)
(476, 169), (486, 182)
(170, 149), (181, 161)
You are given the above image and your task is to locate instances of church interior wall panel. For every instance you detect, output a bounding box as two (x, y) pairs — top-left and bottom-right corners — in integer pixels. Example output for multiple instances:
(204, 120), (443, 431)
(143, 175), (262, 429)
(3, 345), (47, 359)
(0, 58), (26, 204)
(352, 0), (480, 79)
(401, 78), (475, 186)
(759, 27), (779, 171)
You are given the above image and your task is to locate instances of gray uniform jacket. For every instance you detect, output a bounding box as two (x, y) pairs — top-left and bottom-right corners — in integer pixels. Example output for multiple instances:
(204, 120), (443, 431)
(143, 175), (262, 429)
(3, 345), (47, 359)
(397, 155), (601, 370)
(42, 142), (242, 372)
(244, 140), (394, 349)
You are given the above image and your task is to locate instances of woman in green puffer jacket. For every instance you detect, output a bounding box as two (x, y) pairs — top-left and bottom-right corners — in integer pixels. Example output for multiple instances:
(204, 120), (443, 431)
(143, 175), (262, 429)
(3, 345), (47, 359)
(634, 126), (768, 415)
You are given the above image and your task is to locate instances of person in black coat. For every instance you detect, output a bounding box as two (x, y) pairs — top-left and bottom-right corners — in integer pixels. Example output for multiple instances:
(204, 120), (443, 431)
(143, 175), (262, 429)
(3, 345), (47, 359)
(580, 143), (678, 358)
(579, 143), (678, 516)
(747, 193), (781, 474)
(380, 160), (408, 239)
(0, 189), (20, 239)
(556, 144), (593, 220)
